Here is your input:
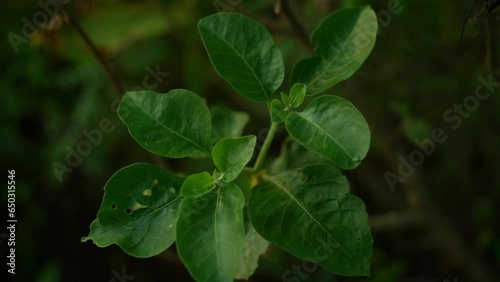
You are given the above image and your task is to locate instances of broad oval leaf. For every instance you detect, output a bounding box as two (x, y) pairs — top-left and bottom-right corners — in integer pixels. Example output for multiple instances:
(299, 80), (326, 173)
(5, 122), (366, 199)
(248, 165), (372, 276)
(213, 136), (257, 182)
(285, 95), (370, 170)
(181, 172), (215, 198)
(198, 12), (285, 101)
(118, 89), (212, 158)
(176, 184), (245, 282)
(291, 7), (377, 96)
(81, 163), (184, 258)
(210, 106), (249, 146)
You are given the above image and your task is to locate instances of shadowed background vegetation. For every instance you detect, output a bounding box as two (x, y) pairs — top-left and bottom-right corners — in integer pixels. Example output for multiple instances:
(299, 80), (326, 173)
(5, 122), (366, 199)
(1, 0), (499, 281)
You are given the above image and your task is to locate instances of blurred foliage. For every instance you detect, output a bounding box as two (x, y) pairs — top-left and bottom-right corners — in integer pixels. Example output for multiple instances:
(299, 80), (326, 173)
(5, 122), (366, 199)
(1, 0), (499, 281)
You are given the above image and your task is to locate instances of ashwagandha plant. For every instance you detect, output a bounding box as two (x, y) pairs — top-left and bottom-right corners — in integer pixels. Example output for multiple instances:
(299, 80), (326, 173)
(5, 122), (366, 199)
(82, 6), (378, 281)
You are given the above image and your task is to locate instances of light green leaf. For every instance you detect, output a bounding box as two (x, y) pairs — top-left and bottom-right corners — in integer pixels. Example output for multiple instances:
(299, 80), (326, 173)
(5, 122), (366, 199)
(181, 172), (215, 198)
(248, 165), (372, 276)
(198, 12), (285, 101)
(234, 223), (270, 280)
(271, 99), (288, 123)
(285, 95), (370, 170)
(81, 163), (184, 258)
(118, 89), (212, 158)
(212, 136), (256, 182)
(177, 184), (245, 282)
(289, 83), (306, 108)
(291, 7), (377, 96)
(210, 106), (249, 145)
(280, 92), (291, 107)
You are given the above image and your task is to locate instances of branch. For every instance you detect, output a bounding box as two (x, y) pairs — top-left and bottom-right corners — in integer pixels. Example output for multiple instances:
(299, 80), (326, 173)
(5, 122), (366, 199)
(61, 4), (125, 99)
(274, 0), (312, 50)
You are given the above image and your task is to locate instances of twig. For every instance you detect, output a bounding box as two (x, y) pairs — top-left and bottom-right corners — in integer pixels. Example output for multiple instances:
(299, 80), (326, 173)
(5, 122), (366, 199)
(485, 15), (497, 73)
(274, 0), (312, 49)
(61, 4), (125, 99)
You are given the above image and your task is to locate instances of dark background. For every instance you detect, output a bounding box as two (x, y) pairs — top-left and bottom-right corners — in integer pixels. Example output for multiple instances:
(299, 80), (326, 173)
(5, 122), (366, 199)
(1, 0), (499, 281)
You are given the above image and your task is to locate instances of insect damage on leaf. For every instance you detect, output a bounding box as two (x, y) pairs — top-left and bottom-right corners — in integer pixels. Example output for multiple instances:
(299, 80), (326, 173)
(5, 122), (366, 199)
(126, 202), (148, 214)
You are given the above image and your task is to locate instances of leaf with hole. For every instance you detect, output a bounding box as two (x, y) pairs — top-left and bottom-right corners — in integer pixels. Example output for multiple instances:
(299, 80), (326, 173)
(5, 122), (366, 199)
(81, 163), (184, 258)
(286, 95), (370, 170)
(212, 136), (256, 182)
(248, 165), (372, 276)
(290, 7), (377, 96)
(176, 183), (245, 282)
(198, 12), (285, 101)
(118, 89), (212, 158)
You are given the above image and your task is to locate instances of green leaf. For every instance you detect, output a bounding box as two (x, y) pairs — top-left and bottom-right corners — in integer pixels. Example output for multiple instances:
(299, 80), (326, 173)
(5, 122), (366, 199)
(285, 95), (370, 170)
(81, 163), (184, 258)
(280, 92), (291, 107)
(271, 99), (288, 123)
(234, 223), (270, 280)
(177, 184), (245, 282)
(248, 165), (372, 276)
(198, 12), (285, 101)
(212, 136), (256, 182)
(291, 7), (377, 96)
(289, 83), (306, 108)
(118, 89), (212, 158)
(210, 106), (249, 146)
(181, 172), (215, 198)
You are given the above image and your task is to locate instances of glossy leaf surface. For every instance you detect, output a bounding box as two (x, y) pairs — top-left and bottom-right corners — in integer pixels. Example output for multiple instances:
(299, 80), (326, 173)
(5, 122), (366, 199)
(248, 165), (372, 276)
(286, 95), (370, 170)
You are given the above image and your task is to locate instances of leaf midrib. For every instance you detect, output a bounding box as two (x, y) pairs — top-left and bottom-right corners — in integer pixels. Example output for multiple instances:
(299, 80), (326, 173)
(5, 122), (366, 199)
(291, 110), (353, 160)
(263, 175), (359, 269)
(203, 26), (269, 100)
(128, 95), (210, 155)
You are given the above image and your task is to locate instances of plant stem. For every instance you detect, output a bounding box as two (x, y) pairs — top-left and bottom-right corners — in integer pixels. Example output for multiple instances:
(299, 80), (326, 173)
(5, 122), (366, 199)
(61, 4), (125, 99)
(274, 0), (312, 50)
(485, 15), (497, 74)
(252, 122), (280, 172)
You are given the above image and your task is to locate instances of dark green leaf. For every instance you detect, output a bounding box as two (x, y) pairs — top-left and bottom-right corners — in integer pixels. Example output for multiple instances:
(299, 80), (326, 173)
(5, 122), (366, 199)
(198, 12), (285, 101)
(212, 136), (256, 182)
(177, 184), (245, 282)
(285, 95), (370, 170)
(81, 163), (184, 258)
(181, 172), (215, 198)
(248, 165), (372, 276)
(210, 106), (249, 146)
(118, 89), (211, 158)
(289, 83), (306, 108)
(291, 7), (377, 95)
